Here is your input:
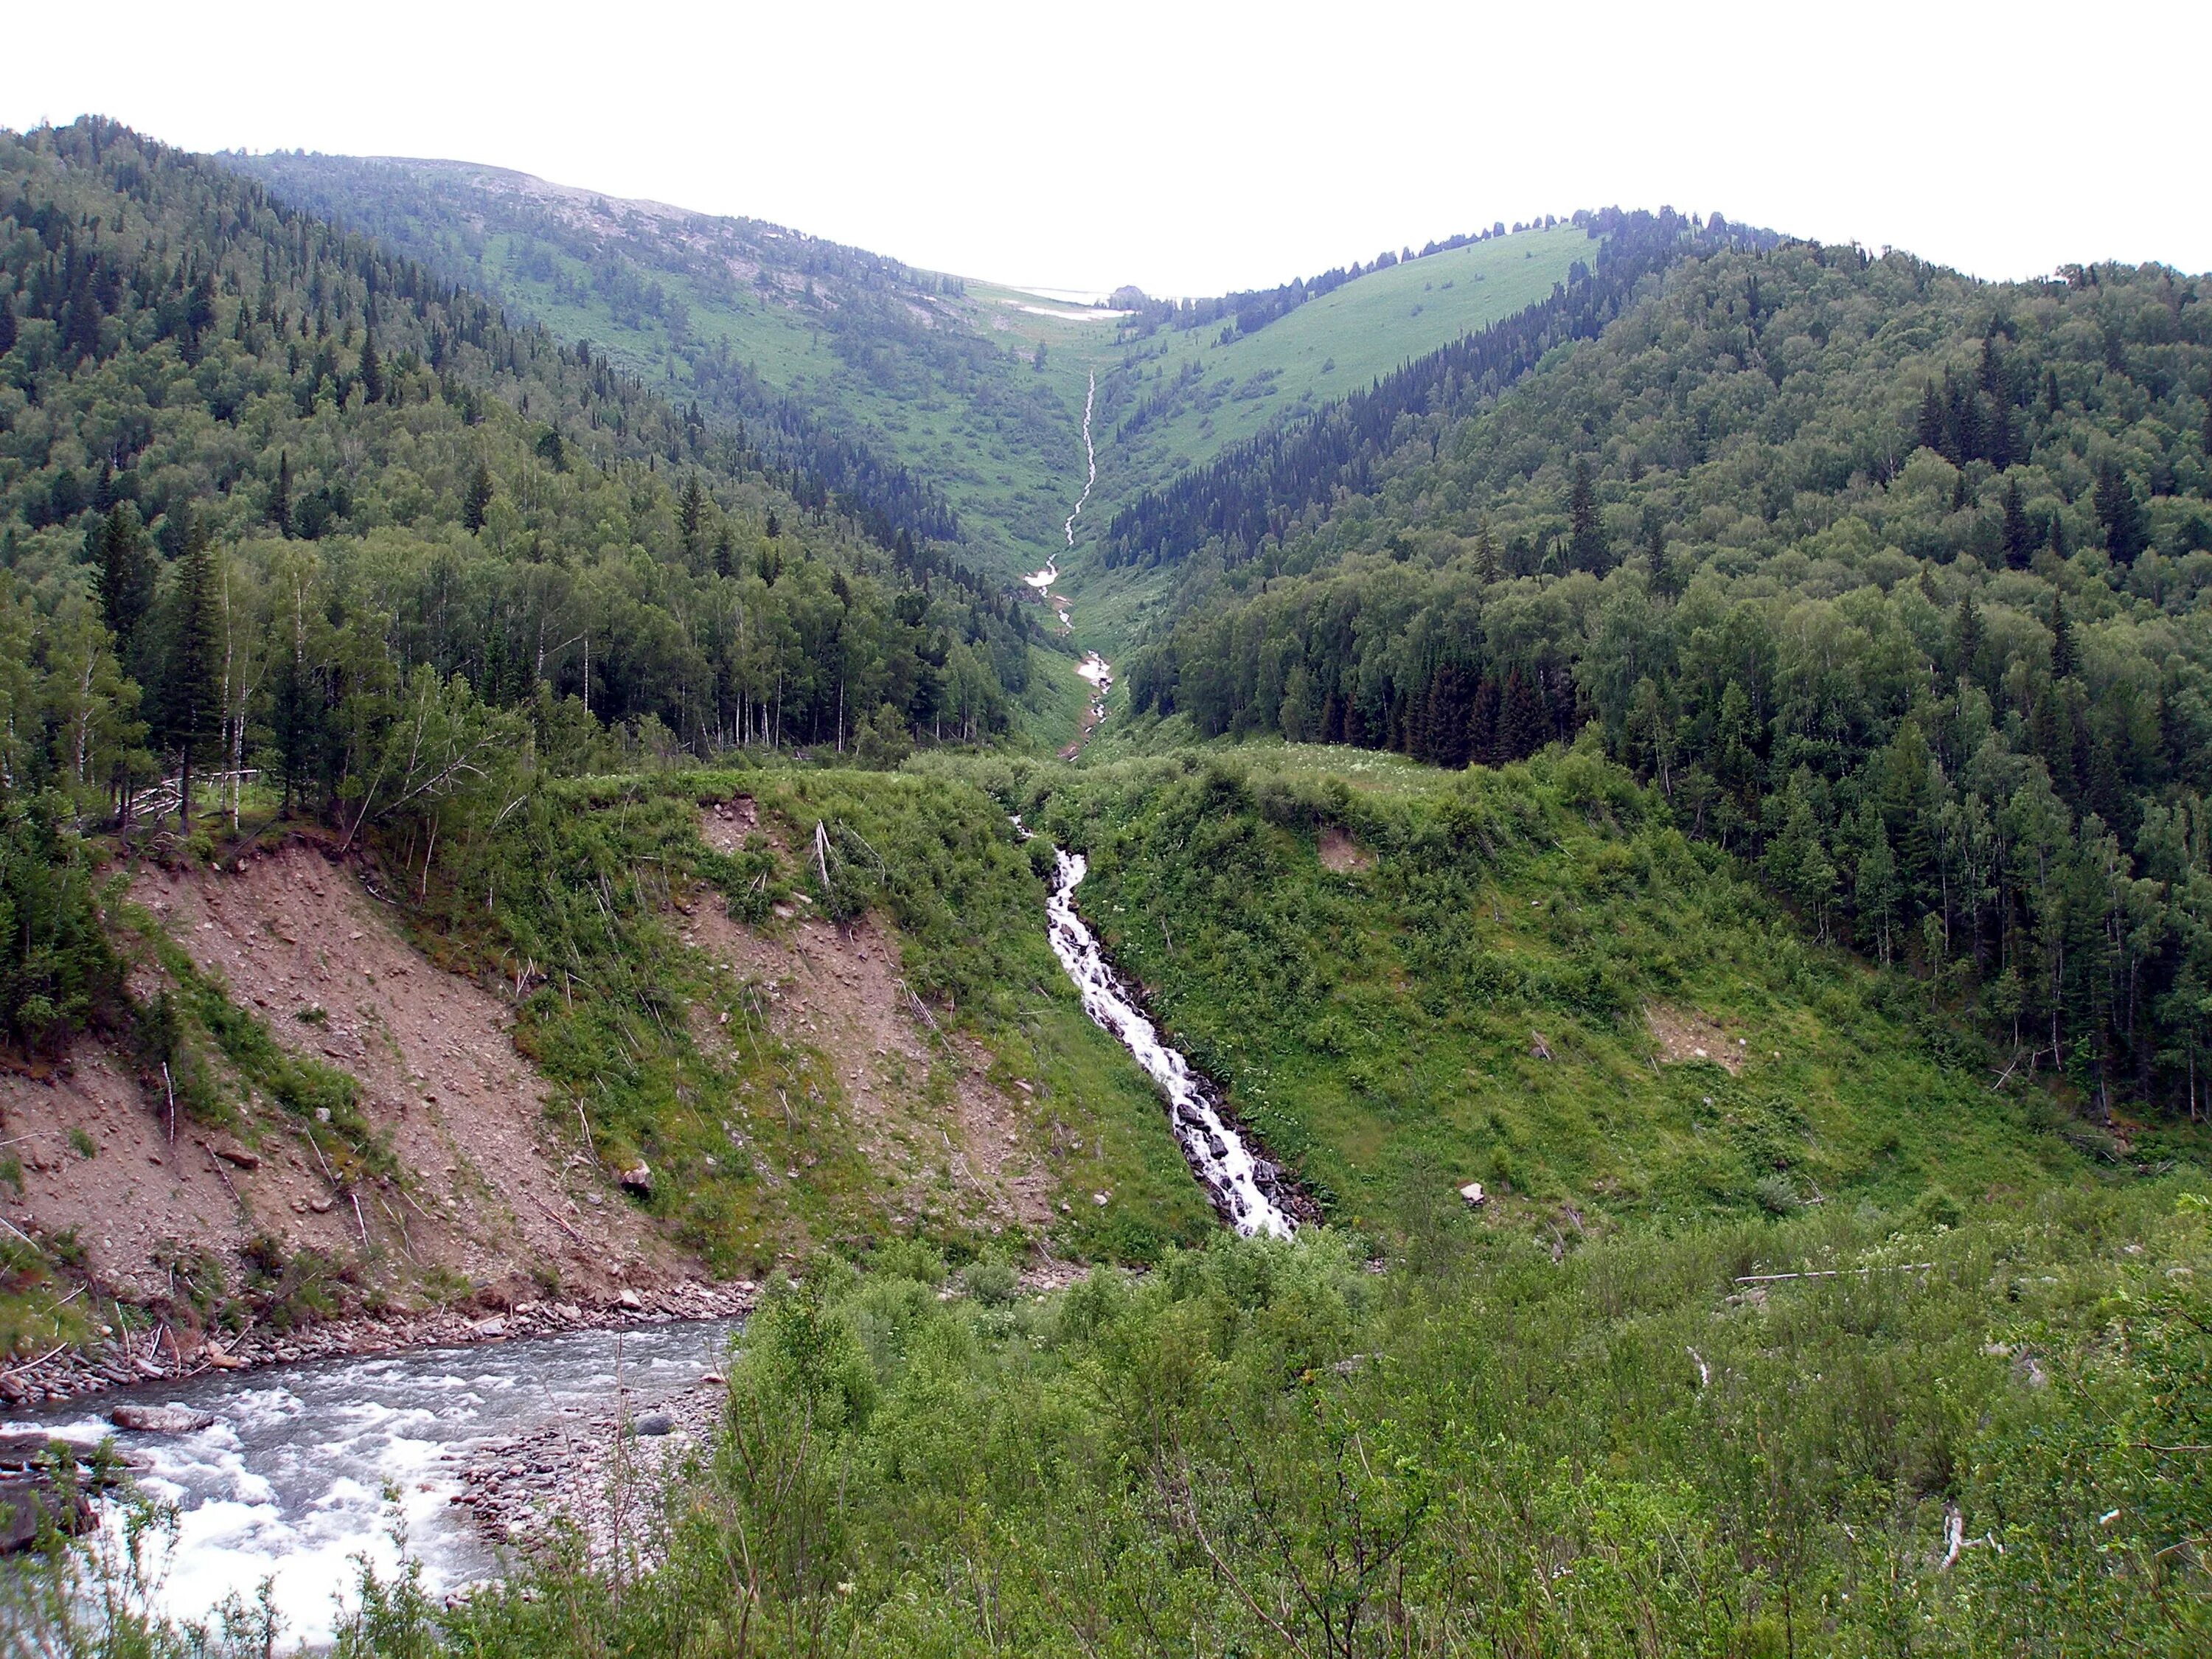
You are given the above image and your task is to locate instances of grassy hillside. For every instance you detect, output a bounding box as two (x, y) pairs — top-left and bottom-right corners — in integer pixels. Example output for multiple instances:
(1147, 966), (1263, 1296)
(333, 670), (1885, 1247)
(1096, 223), (1593, 518)
(1010, 741), (2177, 1231)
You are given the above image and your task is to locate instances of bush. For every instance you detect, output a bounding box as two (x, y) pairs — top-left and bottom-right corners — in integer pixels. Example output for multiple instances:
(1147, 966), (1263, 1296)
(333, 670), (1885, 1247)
(1753, 1173), (1801, 1214)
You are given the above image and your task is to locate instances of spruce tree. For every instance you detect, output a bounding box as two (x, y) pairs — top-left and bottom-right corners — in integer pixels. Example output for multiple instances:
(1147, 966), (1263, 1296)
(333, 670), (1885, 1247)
(268, 644), (320, 816)
(2094, 462), (2148, 562)
(93, 503), (156, 655)
(160, 517), (224, 835)
(270, 449), (292, 538)
(1952, 592), (1984, 682)
(462, 461), (494, 534)
(1566, 459), (1606, 571)
(1498, 667), (1547, 760)
(1472, 521), (1501, 584)
(2000, 476), (2033, 567)
(1916, 382), (1947, 453)
(2049, 590), (2079, 681)
(678, 475), (707, 568)
(359, 327), (383, 404)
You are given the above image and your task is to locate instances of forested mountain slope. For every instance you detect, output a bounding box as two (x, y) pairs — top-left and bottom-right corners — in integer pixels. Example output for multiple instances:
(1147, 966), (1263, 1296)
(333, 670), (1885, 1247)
(0, 116), (1040, 845)
(1124, 236), (2212, 1119)
(215, 153), (1601, 593)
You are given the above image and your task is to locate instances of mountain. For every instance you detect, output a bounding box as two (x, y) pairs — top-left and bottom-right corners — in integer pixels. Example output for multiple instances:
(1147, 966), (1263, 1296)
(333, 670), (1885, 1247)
(214, 153), (1601, 602)
(0, 116), (2205, 1658)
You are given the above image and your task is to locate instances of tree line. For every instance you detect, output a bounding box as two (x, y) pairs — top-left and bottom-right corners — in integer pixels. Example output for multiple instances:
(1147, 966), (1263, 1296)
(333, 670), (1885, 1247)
(1101, 208), (1784, 571)
(1130, 240), (2212, 1119)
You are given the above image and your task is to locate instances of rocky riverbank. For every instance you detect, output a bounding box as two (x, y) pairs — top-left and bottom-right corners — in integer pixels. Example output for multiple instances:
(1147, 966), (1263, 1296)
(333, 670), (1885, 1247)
(0, 1279), (757, 1408)
(449, 1365), (728, 1557)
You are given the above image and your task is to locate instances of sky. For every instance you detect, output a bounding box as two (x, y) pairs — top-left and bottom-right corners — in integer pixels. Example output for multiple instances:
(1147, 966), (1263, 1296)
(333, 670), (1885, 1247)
(4, 0), (2205, 298)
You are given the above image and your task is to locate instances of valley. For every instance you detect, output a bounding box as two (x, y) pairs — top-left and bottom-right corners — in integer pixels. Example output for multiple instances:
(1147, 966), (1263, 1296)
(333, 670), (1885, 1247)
(0, 114), (2205, 1654)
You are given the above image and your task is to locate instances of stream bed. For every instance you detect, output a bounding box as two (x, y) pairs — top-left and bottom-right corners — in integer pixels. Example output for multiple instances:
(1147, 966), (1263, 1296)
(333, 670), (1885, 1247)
(9, 1316), (740, 1645)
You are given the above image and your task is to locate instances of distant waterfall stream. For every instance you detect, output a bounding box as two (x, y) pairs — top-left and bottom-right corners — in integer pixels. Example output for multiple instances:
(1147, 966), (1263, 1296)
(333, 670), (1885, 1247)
(1062, 369), (1097, 546)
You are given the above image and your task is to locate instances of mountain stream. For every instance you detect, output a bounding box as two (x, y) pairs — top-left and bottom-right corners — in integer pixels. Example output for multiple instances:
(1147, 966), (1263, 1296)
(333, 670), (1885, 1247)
(7, 1317), (740, 1646)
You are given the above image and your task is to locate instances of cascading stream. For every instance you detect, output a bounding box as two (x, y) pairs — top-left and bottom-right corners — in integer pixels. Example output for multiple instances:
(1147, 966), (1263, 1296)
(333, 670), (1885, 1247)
(1026, 369), (1112, 742)
(1062, 369), (1097, 547)
(1018, 824), (1297, 1238)
(6, 1317), (742, 1646)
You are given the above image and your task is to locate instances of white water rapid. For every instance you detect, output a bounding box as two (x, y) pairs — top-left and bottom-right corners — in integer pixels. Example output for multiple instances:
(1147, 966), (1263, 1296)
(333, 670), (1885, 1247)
(1029, 836), (1297, 1238)
(7, 1317), (740, 1646)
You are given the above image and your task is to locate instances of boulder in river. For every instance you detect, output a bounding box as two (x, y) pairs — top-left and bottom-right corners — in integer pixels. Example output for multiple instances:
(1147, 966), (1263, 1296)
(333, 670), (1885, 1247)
(109, 1404), (217, 1434)
(0, 1436), (96, 1554)
(628, 1411), (674, 1437)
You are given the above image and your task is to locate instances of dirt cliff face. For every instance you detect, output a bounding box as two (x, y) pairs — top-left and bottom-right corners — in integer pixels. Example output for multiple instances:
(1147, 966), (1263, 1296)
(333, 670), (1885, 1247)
(1, 843), (681, 1332)
(1, 818), (1062, 1385)
(695, 798), (1054, 1238)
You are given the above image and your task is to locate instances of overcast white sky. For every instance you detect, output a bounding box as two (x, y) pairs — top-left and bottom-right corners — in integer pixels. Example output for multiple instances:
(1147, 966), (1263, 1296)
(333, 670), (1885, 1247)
(5, 0), (2204, 297)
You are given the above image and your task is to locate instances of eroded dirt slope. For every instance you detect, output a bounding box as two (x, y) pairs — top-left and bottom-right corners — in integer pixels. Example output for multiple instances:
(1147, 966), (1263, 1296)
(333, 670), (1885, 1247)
(0, 843), (688, 1327)
(135, 843), (681, 1298)
(697, 798), (1054, 1234)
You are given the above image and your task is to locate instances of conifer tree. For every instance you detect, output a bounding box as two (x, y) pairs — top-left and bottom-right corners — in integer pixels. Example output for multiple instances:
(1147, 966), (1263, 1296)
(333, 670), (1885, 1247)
(2049, 590), (2079, 681)
(1952, 592), (1984, 682)
(1566, 459), (1606, 571)
(678, 475), (707, 568)
(1916, 382), (1948, 454)
(462, 461), (494, 534)
(1473, 521), (1501, 584)
(159, 517), (223, 835)
(270, 449), (292, 538)
(1498, 667), (1547, 759)
(2095, 462), (2147, 562)
(92, 503), (156, 656)
(359, 327), (383, 404)
(2000, 476), (2033, 567)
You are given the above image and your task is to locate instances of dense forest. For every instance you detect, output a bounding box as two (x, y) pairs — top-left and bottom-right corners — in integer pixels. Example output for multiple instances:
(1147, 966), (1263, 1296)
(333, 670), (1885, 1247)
(1125, 237), (2212, 1119)
(0, 119), (1042, 1051)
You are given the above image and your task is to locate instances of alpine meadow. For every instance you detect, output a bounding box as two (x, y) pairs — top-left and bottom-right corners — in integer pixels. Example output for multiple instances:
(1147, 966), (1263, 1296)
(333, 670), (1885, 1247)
(0, 74), (2204, 1659)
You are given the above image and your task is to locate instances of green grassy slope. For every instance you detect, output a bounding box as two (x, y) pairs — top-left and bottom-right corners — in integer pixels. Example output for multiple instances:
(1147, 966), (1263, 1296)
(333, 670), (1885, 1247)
(1096, 225), (1593, 513)
(1048, 226), (1596, 653)
(1000, 741), (2195, 1233)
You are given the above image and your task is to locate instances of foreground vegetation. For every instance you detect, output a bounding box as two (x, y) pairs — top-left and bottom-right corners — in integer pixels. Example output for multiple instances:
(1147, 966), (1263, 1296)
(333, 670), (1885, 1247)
(12, 1181), (2206, 1655)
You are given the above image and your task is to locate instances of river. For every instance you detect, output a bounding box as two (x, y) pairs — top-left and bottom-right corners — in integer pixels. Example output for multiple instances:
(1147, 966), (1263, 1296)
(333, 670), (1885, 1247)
(10, 1316), (740, 1646)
